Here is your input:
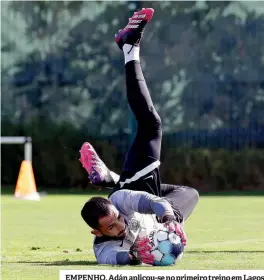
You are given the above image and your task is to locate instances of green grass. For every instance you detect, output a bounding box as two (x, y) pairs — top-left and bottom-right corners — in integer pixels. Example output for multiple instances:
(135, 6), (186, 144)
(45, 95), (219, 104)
(1, 189), (264, 280)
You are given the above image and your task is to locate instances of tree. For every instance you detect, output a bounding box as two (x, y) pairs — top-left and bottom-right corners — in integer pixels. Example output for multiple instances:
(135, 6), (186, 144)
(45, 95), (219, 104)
(2, 1), (264, 136)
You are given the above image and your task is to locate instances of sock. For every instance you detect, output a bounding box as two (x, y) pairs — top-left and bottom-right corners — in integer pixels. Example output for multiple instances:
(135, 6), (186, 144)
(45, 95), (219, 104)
(123, 44), (140, 64)
(110, 171), (120, 184)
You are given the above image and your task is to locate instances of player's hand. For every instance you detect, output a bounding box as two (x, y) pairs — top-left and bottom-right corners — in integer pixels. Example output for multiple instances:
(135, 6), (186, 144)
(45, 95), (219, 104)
(164, 220), (187, 246)
(134, 237), (155, 265)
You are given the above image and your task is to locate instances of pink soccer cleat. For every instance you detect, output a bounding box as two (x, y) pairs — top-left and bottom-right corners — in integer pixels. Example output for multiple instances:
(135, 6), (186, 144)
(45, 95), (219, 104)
(115, 8), (155, 50)
(79, 142), (109, 185)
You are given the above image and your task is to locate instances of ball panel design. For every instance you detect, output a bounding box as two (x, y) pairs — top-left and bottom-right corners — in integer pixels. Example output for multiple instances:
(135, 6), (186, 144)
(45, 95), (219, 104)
(151, 249), (163, 262)
(157, 240), (172, 254)
(161, 254), (176, 266)
(148, 227), (184, 266)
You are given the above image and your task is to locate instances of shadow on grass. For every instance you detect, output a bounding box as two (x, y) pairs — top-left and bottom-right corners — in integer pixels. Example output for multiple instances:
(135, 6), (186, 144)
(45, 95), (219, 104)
(186, 250), (264, 253)
(16, 260), (98, 266)
(15, 260), (150, 267)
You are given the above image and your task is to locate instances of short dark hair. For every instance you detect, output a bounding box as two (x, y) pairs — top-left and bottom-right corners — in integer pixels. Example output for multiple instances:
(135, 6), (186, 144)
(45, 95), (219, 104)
(81, 196), (112, 229)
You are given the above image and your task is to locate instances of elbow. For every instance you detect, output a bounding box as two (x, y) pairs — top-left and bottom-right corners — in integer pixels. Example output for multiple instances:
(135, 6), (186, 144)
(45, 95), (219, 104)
(116, 252), (132, 265)
(97, 258), (117, 265)
(97, 252), (131, 265)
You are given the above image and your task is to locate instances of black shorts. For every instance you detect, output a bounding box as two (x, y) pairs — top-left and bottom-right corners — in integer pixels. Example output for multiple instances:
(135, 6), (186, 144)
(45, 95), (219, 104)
(118, 167), (161, 197)
(110, 166), (199, 223)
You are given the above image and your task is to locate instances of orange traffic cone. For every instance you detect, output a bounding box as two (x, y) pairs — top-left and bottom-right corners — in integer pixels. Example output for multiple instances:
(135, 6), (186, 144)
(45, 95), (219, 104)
(14, 160), (40, 201)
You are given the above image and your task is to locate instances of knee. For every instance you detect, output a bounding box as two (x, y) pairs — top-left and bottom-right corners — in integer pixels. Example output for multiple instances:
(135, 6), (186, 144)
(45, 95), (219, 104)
(187, 187), (200, 206)
(155, 112), (162, 130)
(147, 106), (162, 131)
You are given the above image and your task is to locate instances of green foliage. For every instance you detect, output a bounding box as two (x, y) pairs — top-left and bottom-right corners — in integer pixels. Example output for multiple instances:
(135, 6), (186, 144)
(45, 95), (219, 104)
(2, 1), (264, 133)
(160, 146), (264, 191)
(2, 119), (264, 190)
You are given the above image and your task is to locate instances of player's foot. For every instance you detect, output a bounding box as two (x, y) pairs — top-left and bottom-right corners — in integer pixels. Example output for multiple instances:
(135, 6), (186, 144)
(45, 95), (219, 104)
(115, 8), (154, 50)
(79, 142), (109, 185)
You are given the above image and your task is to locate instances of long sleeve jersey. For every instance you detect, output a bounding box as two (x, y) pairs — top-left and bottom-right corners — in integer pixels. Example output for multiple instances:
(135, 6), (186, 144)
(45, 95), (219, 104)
(93, 189), (180, 265)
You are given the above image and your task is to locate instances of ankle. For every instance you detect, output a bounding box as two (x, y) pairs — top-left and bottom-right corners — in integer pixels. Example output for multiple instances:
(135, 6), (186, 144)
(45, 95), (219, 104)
(123, 44), (140, 64)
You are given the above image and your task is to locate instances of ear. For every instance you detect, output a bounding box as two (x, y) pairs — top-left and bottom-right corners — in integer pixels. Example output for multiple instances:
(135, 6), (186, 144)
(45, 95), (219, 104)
(91, 229), (102, 237)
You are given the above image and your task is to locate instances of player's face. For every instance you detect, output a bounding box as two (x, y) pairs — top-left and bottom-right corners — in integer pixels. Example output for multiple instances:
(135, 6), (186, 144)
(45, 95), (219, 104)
(97, 205), (127, 238)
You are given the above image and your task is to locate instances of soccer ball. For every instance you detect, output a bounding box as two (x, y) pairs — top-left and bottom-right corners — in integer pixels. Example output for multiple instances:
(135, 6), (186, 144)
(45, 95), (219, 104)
(137, 225), (184, 266)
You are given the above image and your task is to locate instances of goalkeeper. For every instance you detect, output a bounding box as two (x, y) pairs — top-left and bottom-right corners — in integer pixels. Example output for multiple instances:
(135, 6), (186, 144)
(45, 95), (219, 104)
(80, 8), (199, 265)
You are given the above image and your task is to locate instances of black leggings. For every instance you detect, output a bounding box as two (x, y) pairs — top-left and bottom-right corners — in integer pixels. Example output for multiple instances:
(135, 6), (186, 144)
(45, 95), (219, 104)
(123, 61), (162, 172)
(119, 61), (199, 222)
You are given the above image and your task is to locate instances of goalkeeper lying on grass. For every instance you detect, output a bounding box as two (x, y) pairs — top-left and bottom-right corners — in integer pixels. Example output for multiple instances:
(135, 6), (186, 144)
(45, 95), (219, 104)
(79, 8), (199, 266)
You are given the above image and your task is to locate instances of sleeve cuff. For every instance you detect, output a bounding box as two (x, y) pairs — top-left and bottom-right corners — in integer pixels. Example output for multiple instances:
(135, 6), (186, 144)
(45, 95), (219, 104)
(161, 214), (175, 223)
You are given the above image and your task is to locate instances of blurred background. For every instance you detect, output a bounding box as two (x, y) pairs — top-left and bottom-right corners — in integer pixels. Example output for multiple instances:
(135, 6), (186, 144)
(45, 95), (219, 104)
(1, 1), (264, 193)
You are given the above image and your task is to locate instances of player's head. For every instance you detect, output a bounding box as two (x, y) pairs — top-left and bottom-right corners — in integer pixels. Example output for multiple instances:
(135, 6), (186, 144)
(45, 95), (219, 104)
(81, 196), (127, 238)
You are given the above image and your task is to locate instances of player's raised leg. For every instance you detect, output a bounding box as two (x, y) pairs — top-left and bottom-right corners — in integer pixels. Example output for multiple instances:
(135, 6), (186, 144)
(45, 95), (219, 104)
(115, 8), (162, 175)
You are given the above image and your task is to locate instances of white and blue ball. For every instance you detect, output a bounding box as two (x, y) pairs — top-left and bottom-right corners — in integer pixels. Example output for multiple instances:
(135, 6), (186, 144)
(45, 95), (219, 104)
(145, 226), (184, 266)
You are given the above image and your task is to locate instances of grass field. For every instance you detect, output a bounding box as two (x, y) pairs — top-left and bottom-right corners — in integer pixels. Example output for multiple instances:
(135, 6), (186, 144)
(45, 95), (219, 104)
(1, 189), (264, 280)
